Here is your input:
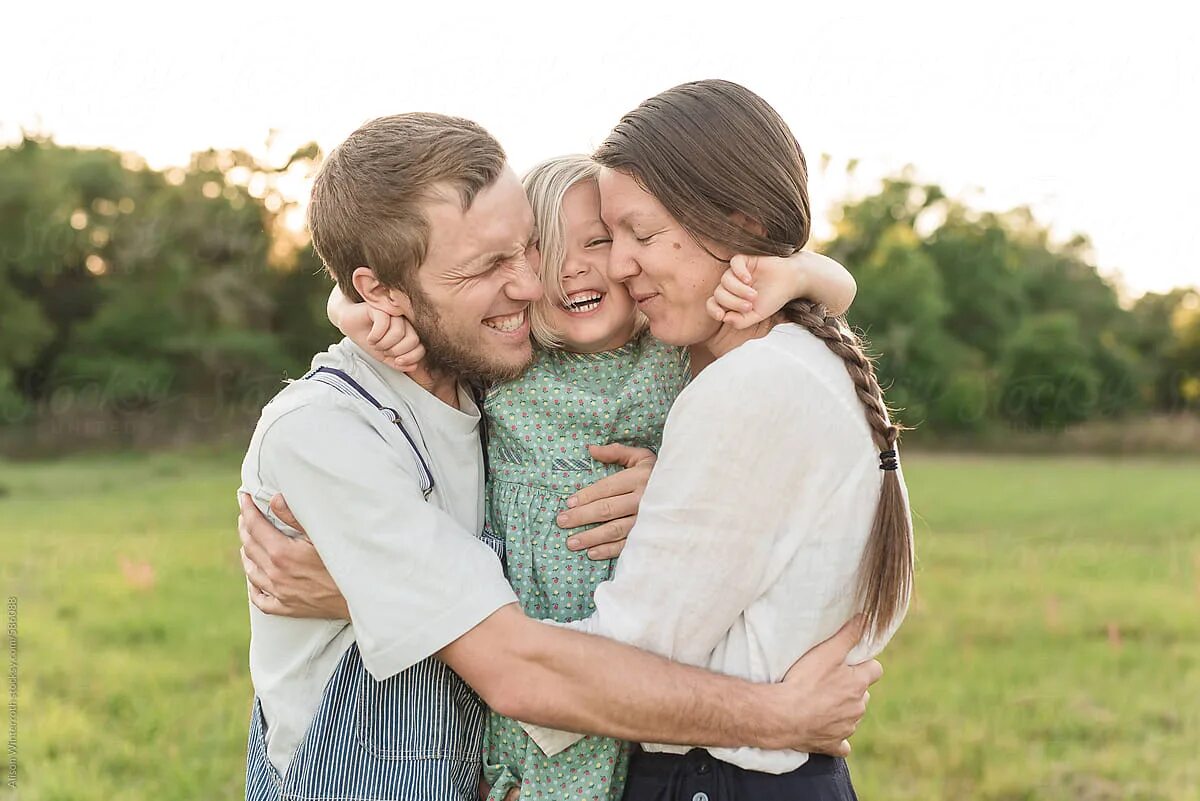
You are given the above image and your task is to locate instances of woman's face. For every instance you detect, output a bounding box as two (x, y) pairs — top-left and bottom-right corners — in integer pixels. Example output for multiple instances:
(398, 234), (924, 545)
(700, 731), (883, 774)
(542, 180), (638, 353)
(597, 167), (725, 347)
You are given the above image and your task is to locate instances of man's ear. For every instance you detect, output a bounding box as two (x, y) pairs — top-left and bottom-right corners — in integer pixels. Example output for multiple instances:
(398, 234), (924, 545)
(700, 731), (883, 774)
(729, 211), (767, 238)
(352, 266), (415, 318)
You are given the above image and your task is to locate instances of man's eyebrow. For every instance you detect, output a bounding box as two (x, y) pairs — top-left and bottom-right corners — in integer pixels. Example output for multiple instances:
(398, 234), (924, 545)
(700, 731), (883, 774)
(456, 245), (524, 272)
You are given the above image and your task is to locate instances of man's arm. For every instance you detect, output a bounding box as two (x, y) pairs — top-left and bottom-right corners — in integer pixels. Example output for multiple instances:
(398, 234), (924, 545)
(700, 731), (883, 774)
(239, 482), (879, 756)
(441, 604), (876, 755)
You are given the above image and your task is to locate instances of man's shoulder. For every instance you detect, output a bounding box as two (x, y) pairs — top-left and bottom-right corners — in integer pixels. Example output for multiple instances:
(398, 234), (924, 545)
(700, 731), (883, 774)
(245, 343), (398, 458)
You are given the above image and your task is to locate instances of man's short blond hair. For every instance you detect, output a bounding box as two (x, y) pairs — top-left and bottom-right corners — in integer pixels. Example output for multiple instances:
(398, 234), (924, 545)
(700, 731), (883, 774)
(308, 113), (506, 302)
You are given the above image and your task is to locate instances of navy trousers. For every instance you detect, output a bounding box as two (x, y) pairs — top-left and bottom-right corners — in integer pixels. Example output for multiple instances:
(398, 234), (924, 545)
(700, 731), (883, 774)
(621, 747), (858, 801)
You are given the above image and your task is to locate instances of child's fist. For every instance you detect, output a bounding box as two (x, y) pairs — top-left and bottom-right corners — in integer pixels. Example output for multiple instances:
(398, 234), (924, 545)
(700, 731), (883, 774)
(342, 304), (425, 372)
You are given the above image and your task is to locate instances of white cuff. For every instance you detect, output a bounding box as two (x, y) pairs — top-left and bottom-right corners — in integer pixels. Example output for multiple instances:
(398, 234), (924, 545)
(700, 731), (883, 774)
(516, 721), (587, 757)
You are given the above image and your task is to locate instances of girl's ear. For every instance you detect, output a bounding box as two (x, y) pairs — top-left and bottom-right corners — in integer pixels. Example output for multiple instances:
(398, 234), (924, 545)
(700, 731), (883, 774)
(352, 266), (415, 318)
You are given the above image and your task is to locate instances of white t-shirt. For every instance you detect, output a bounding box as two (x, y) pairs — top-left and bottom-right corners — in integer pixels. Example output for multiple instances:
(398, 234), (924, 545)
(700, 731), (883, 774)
(239, 339), (517, 774)
(526, 322), (910, 773)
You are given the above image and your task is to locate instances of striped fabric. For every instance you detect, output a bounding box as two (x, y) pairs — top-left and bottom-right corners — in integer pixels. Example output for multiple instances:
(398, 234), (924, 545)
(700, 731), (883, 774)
(246, 644), (487, 800)
(245, 366), (492, 800)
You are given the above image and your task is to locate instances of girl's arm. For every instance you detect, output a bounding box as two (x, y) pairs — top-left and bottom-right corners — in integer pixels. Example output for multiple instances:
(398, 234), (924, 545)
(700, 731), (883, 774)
(326, 285), (425, 372)
(708, 252), (857, 329)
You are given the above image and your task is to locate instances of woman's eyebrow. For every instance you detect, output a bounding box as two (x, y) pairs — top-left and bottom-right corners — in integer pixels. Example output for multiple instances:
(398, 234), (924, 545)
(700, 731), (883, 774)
(606, 212), (654, 229)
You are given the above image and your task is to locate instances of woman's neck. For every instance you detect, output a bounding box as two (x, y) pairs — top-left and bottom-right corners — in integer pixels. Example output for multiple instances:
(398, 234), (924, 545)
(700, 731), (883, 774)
(688, 316), (781, 377)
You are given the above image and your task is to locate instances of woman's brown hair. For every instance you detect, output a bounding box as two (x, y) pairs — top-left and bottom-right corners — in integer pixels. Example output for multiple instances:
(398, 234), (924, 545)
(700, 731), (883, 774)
(595, 79), (913, 639)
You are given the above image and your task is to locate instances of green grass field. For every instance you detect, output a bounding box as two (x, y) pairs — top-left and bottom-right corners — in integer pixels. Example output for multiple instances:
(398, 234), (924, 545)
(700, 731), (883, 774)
(1, 450), (1197, 800)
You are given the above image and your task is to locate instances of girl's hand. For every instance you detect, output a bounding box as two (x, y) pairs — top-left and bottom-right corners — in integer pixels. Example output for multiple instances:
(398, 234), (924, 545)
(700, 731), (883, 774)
(706, 251), (857, 329)
(330, 287), (425, 373)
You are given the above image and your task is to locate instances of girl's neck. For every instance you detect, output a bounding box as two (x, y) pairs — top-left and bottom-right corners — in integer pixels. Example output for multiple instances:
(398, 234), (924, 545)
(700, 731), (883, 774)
(560, 329), (641, 357)
(688, 316), (781, 377)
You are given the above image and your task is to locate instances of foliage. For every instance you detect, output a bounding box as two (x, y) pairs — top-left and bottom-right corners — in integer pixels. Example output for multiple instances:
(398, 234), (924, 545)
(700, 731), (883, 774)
(0, 137), (1197, 443)
(0, 135), (333, 430)
(822, 171), (1198, 433)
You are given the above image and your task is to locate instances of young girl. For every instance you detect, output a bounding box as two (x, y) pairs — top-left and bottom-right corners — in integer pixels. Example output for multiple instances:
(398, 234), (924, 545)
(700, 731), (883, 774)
(329, 155), (858, 801)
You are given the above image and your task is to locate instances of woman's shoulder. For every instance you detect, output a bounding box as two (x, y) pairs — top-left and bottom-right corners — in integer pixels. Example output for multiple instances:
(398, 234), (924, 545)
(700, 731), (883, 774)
(680, 323), (867, 427)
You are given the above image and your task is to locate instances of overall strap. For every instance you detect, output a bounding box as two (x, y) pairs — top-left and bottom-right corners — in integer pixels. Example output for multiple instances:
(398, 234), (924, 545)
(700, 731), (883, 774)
(303, 366), (435, 499)
(469, 382), (490, 475)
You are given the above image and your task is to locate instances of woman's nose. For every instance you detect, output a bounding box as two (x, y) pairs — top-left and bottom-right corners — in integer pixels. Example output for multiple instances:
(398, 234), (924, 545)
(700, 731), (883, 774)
(607, 239), (639, 282)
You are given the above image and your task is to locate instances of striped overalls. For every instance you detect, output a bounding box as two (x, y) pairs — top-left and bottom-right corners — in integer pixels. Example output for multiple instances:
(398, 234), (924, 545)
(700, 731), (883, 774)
(245, 367), (502, 801)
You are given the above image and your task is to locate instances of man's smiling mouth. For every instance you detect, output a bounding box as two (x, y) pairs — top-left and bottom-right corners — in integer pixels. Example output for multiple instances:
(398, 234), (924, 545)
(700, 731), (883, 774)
(482, 309), (527, 333)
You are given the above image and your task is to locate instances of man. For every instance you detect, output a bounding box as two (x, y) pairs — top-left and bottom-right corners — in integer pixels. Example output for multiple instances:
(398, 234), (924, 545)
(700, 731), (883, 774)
(238, 112), (879, 801)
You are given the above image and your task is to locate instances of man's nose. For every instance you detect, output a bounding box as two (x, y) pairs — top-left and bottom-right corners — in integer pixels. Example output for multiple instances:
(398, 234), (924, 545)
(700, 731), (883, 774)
(508, 254), (543, 302)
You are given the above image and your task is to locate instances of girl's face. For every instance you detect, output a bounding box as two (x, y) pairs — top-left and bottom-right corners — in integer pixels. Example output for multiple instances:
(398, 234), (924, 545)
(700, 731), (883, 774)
(543, 181), (639, 353)
(597, 167), (725, 347)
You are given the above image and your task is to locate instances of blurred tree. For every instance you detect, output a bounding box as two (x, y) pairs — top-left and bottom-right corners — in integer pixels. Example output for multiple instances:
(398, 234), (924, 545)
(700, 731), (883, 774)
(1167, 291), (1200, 409)
(1125, 288), (1200, 410)
(997, 313), (1102, 429)
(0, 135), (330, 420)
(1, 139), (1194, 445)
(819, 168), (1183, 432)
(825, 176), (963, 429)
(923, 209), (1024, 362)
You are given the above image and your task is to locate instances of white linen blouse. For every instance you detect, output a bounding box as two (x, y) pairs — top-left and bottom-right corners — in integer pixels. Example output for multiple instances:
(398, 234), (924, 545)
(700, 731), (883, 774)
(525, 322), (910, 773)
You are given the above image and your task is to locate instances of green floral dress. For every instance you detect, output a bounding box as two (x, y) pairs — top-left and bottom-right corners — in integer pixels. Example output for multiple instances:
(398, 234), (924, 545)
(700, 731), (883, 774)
(481, 332), (690, 801)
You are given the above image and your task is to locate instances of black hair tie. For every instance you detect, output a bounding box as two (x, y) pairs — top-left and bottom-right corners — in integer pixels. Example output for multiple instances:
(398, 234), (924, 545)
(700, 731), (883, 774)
(879, 449), (899, 472)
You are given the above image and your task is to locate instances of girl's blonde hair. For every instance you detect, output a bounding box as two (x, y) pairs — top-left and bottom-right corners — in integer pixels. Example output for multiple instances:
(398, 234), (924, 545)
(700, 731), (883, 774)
(523, 155), (646, 349)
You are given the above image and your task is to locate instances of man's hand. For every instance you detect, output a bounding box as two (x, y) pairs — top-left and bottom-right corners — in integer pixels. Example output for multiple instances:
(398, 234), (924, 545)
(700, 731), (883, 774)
(238, 493), (350, 619)
(557, 444), (656, 561)
(777, 616), (882, 756)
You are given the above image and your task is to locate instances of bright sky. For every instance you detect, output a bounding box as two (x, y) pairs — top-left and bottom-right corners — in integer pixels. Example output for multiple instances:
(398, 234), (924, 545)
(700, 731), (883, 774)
(3, 0), (1197, 297)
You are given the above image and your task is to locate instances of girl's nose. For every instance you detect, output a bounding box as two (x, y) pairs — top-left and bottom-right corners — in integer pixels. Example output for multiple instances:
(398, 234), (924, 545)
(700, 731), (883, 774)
(561, 260), (591, 281)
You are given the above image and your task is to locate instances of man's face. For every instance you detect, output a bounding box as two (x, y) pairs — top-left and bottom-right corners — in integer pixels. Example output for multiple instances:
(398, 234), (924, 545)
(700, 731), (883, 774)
(409, 166), (542, 383)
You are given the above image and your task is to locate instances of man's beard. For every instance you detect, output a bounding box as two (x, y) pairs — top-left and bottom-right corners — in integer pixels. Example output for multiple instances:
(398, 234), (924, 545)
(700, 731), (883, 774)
(409, 292), (530, 386)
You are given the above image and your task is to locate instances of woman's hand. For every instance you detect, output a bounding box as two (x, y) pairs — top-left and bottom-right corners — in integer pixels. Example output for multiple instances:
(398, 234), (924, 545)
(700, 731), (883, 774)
(238, 493), (350, 619)
(327, 286), (425, 372)
(557, 444), (656, 561)
(706, 251), (857, 329)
